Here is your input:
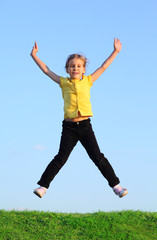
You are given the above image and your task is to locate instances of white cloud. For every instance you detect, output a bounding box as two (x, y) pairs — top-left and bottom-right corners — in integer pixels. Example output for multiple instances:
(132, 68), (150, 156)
(34, 145), (46, 151)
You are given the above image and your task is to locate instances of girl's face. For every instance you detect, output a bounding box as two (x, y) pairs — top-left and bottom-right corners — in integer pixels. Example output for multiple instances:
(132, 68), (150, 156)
(67, 58), (85, 80)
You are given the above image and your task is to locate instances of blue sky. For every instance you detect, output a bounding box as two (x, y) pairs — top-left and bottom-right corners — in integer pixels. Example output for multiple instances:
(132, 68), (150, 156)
(0, 0), (157, 213)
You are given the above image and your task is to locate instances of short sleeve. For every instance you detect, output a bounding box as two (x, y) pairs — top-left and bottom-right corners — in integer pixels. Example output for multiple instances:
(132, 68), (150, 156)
(59, 76), (66, 88)
(88, 75), (93, 87)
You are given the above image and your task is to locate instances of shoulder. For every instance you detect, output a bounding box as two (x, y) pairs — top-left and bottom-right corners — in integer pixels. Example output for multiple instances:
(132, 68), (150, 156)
(59, 76), (69, 88)
(83, 75), (93, 87)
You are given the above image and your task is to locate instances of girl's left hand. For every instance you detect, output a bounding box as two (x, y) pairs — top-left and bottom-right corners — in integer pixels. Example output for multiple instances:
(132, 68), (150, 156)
(114, 38), (122, 53)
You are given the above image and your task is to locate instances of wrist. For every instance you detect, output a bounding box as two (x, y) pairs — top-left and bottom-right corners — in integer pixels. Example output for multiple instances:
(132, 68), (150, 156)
(113, 49), (119, 54)
(30, 52), (37, 58)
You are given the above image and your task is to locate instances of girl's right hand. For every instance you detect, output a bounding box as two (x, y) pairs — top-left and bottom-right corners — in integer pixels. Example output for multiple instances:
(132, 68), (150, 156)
(30, 41), (38, 56)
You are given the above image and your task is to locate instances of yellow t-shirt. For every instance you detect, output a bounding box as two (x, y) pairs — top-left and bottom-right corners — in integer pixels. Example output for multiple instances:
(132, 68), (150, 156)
(60, 75), (93, 119)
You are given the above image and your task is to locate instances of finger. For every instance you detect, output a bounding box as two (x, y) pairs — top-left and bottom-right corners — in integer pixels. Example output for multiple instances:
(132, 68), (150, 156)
(35, 41), (37, 49)
(118, 39), (121, 44)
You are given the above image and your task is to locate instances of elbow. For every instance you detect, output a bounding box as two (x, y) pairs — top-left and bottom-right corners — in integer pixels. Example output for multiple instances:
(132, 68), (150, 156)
(43, 69), (48, 75)
(43, 66), (50, 75)
(100, 65), (106, 73)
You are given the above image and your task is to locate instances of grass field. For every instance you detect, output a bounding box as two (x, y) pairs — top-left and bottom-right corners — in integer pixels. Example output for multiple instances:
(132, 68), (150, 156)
(0, 210), (157, 239)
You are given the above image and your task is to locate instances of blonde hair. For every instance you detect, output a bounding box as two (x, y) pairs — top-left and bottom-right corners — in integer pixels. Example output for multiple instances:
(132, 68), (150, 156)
(65, 54), (88, 72)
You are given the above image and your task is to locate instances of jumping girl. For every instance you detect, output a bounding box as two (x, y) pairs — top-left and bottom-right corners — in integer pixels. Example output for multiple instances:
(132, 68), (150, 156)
(30, 38), (128, 199)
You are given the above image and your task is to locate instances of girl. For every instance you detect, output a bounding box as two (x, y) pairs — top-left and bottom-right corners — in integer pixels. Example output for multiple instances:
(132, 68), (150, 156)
(30, 39), (128, 199)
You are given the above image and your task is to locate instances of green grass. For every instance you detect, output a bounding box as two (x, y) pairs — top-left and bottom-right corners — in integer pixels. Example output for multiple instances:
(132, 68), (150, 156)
(0, 210), (157, 240)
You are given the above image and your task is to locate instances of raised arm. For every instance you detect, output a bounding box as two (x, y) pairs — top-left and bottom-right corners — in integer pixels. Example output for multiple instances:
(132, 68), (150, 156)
(91, 38), (122, 83)
(30, 42), (60, 84)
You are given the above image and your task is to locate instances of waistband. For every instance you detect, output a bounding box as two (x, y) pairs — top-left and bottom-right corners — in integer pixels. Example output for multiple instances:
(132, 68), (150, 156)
(63, 118), (90, 126)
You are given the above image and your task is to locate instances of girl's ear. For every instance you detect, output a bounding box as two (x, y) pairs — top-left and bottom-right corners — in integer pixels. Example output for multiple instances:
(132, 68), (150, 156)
(82, 68), (86, 79)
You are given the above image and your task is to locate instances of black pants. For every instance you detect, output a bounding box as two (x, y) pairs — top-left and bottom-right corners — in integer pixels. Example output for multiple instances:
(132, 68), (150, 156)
(38, 119), (120, 188)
